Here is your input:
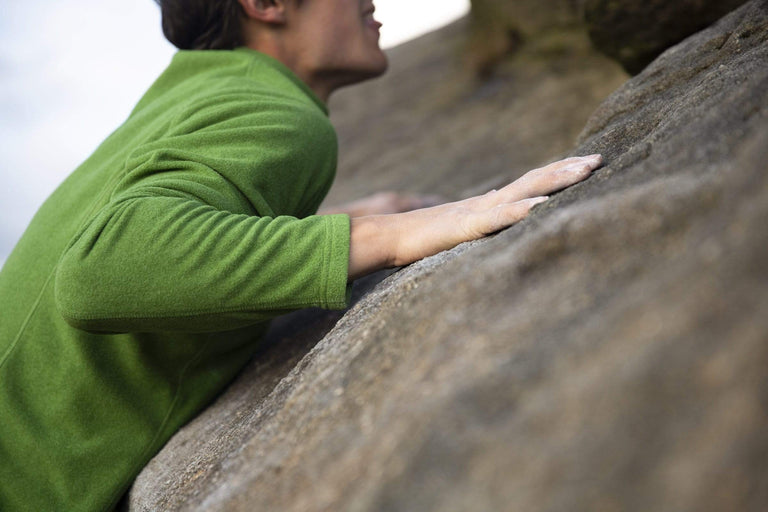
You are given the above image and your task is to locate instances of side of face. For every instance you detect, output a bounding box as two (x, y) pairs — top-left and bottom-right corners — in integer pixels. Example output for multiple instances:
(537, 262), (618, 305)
(288, 0), (388, 94)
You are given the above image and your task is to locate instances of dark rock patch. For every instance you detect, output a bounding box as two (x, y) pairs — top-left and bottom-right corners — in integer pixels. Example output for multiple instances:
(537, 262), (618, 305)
(585, 0), (750, 74)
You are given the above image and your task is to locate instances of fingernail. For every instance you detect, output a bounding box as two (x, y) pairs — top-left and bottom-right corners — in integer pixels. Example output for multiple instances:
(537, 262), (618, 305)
(584, 154), (602, 161)
(531, 196), (549, 205)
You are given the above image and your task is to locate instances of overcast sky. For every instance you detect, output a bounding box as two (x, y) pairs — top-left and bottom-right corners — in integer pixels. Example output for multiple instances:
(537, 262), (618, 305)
(0, 0), (469, 268)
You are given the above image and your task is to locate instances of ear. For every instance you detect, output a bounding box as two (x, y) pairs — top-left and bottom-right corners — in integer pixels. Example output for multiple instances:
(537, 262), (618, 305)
(238, 0), (288, 25)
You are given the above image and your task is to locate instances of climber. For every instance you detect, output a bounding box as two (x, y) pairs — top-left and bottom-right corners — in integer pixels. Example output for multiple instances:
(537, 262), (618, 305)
(0, 0), (603, 510)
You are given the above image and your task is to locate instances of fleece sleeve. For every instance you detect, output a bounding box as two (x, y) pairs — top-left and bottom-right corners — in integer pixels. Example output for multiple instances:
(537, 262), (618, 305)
(54, 95), (351, 333)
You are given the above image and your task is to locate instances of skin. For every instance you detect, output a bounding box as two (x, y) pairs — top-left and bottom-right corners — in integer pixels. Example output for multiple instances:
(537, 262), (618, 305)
(237, 0), (603, 280)
(238, 0), (388, 100)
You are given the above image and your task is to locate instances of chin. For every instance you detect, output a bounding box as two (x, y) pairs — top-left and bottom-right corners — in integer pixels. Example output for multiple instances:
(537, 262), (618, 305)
(365, 46), (389, 76)
(324, 51), (389, 99)
(357, 61), (388, 85)
(369, 52), (389, 77)
(345, 52), (389, 84)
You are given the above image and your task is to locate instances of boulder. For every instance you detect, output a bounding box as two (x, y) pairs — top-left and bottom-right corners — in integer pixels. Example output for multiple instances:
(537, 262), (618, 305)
(585, 0), (750, 74)
(326, 17), (626, 208)
(127, 1), (768, 510)
(466, 0), (589, 75)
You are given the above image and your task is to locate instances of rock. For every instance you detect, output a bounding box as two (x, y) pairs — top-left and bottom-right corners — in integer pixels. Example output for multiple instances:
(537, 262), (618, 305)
(585, 0), (750, 74)
(127, 1), (768, 510)
(466, 0), (589, 75)
(326, 17), (626, 208)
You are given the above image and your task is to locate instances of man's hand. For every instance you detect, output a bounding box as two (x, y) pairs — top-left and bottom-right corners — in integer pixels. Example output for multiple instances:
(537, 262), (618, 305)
(320, 191), (444, 217)
(346, 154), (603, 280)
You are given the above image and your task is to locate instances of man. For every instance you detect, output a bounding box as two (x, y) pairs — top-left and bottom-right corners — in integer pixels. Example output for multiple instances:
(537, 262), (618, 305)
(0, 0), (602, 509)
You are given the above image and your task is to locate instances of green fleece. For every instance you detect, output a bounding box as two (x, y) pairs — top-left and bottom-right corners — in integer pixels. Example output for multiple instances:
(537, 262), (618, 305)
(0, 48), (351, 511)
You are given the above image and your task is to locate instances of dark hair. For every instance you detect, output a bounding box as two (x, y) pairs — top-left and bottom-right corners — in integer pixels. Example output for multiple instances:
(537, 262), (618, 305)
(155, 0), (245, 50)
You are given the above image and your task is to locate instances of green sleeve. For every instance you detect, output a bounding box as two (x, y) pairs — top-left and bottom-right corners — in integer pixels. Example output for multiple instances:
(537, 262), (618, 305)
(54, 93), (351, 333)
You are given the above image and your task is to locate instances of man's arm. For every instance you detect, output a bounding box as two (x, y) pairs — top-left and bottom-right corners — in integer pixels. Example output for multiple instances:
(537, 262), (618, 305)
(347, 155), (603, 280)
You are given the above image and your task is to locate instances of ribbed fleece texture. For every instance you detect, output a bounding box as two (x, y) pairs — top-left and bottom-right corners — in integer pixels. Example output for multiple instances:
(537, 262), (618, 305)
(0, 48), (351, 511)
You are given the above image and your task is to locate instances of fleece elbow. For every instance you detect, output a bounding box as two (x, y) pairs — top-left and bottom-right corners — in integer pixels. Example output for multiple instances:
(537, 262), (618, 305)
(54, 250), (107, 332)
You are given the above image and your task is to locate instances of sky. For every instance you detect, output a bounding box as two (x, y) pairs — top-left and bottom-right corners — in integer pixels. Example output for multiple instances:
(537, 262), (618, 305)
(0, 0), (470, 268)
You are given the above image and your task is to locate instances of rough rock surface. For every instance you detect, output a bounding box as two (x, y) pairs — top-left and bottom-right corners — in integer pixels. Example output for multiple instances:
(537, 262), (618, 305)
(325, 16), (626, 207)
(585, 0), (750, 74)
(128, 1), (768, 510)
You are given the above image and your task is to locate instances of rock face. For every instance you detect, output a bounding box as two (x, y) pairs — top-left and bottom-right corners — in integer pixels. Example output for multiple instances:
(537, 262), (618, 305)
(466, 0), (588, 74)
(325, 17), (626, 208)
(585, 0), (750, 74)
(128, 1), (768, 510)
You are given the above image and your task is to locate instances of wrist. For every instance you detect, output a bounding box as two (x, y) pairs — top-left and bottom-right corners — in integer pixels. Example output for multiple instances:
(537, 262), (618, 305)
(348, 215), (400, 280)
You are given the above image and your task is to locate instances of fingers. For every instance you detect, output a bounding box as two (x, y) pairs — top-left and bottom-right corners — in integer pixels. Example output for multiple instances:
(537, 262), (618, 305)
(469, 196), (549, 236)
(494, 154), (603, 204)
(390, 194), (549, 268)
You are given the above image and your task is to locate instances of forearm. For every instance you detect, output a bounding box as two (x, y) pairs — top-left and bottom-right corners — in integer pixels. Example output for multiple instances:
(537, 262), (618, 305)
(347, 154), (604, 281)
(348, 216), (398, 280)
(347, 205), (468, 280)
(347, 199), (543, 280)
